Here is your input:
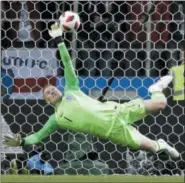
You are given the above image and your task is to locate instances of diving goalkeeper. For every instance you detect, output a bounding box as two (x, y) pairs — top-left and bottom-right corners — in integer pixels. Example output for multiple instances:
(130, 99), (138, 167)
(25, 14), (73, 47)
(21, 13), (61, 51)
(3, 22), (179, 159)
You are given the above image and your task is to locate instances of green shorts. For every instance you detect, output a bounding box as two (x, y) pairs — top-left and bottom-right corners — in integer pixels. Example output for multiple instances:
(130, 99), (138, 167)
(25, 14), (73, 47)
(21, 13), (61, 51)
(109, 98), (146, 149)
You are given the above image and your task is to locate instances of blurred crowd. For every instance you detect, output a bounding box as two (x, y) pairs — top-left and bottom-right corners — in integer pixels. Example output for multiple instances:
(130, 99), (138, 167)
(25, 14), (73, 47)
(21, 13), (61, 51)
(1, 1), (185, 77)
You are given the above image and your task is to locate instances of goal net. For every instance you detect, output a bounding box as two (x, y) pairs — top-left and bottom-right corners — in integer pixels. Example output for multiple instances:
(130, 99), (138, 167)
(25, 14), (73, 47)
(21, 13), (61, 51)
(1, 1), (184, 176)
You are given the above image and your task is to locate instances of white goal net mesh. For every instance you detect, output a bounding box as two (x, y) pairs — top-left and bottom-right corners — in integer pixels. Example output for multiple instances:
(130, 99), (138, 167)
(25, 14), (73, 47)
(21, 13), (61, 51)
(1, 1), (184, 176)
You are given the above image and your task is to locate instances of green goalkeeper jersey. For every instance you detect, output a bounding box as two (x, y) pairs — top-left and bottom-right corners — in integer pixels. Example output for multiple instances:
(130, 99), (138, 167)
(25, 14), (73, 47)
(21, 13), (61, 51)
(24, 42), (118, 146)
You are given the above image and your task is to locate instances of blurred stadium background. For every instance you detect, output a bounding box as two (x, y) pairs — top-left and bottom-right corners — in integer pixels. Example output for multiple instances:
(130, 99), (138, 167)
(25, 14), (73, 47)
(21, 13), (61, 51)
(1, 1), (184, 182)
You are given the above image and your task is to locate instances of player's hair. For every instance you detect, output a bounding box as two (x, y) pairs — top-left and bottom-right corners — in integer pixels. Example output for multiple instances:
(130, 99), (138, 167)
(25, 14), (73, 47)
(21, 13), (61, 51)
(42, 84), (54, 100)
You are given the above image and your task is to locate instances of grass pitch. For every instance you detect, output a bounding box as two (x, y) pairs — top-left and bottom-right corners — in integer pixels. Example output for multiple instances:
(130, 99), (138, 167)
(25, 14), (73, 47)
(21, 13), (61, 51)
(1, 175), (184, 183)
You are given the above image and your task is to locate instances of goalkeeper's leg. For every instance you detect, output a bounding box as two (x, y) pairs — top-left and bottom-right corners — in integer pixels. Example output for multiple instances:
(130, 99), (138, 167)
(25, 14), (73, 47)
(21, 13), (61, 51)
(140, 75), (179, 158)
(130, 127), (180, 159)
(117, 76), (179, 158)
(143, 75), (173, 114)
(119, 76), (173, 125)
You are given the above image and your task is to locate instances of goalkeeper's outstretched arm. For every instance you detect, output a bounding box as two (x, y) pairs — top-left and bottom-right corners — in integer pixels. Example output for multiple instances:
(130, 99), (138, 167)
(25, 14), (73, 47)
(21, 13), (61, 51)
(23, 114), (57, 145)
(3, 114), (57, 147)
(50, 23), (79, 91)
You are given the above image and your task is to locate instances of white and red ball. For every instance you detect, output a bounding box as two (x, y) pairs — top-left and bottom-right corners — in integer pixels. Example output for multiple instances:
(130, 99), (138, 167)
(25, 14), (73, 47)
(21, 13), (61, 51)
(60, 11), (81, 32)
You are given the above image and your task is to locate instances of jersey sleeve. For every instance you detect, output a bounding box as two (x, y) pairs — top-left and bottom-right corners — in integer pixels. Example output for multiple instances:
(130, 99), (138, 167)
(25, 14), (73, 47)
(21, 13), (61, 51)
(58, 42), (79, 91)
(23, 114), (57, 146)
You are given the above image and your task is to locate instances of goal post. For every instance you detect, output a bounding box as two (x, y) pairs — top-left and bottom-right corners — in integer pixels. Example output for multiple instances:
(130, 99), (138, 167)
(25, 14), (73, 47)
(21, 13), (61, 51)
(1, 1), (184, 176)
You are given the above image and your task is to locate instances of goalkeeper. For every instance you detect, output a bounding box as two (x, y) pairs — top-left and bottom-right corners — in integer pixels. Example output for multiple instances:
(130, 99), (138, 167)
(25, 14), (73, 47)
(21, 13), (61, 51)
(4, 22), (179, 159)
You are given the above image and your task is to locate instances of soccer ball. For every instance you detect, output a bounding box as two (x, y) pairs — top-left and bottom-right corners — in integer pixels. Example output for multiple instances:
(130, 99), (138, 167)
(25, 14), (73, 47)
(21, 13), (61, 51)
(60, 11), (81, 32)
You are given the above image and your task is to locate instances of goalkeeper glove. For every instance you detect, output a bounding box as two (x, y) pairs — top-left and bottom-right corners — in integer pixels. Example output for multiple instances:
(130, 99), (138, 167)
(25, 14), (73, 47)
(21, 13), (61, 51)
(3, 134), (24, 147)
(48, 22), (64, 45)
